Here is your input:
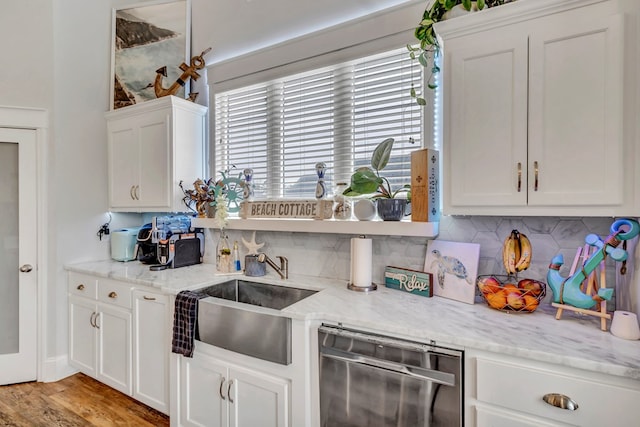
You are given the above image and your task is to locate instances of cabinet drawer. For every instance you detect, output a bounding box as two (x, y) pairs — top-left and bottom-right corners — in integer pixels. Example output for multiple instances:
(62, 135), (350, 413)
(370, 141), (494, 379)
(68, 273), (98, 299)
(476, 357), (640, 425)
(98, 279), (133, 309)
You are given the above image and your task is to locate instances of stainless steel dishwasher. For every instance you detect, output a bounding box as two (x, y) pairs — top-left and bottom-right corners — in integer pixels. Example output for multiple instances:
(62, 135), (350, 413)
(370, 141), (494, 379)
(318, 325), (463, 427)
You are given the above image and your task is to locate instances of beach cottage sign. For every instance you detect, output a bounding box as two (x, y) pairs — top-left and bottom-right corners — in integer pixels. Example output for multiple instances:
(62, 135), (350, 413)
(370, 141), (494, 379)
(239, 199), (334, 219)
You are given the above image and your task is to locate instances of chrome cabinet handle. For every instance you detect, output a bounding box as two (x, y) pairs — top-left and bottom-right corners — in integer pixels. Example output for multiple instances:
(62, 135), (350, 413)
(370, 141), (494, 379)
(219, 378), (226, 400)
(227, 379), (234, 403)
(543, 393), (578, 411)
(94, 312), (100, 329)
(517, 162), (522, 192)
(534, 161), (539, 192)
(19, 264), (33, 273)
(134, 185), (140, 200)
(143, 296), (156, 301)
(130, 185), (135, 200)
(90, 312), (96, 327)
(77, 284), (85, 291)
(108, 291), (117, 299)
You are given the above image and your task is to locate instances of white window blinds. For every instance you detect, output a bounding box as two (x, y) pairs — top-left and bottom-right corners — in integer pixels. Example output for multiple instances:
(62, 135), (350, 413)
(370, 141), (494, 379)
(214, 47), (423, 199)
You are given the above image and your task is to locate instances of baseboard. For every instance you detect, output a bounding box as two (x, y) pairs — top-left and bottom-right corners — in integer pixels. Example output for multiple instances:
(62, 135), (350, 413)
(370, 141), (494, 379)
(40, 354), (78, 383)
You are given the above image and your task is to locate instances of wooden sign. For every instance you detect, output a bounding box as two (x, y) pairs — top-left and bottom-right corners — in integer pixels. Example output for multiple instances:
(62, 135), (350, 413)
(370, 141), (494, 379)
(239, 199), (334, 219)
(384, 266), (433, 297)
(411, 148), (440, 222)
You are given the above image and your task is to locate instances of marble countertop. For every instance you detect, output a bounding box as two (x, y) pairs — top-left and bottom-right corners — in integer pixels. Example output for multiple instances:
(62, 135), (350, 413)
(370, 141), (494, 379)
(66, 259), (640, 381)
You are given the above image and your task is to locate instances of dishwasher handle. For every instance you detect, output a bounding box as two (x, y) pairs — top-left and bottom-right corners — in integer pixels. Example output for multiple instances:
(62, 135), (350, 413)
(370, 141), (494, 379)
(320, 345), (456, 387)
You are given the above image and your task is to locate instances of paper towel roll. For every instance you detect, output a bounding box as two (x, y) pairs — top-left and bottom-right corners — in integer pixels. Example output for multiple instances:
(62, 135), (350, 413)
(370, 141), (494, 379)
(350, 237), (372, 287)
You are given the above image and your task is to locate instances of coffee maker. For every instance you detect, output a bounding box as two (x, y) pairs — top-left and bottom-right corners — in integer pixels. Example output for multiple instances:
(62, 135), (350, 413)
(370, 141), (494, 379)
(136, 216), (204, 271)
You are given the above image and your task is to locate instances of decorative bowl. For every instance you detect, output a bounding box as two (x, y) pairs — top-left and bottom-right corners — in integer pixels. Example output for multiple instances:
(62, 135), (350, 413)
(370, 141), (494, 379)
(476, 274), (546, 313)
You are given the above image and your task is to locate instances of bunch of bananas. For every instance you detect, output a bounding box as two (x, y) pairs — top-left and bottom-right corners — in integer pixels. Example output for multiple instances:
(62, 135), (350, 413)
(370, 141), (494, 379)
(502, 229), (532, 275)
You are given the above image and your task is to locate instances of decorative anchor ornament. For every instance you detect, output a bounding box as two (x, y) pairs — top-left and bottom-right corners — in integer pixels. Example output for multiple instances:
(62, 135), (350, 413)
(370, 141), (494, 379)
(547, 218), (640, 309)
(154, 47), (211, 102)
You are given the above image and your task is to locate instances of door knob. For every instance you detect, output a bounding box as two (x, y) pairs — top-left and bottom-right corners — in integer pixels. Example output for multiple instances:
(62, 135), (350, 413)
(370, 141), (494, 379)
(19, 264), (33, 273)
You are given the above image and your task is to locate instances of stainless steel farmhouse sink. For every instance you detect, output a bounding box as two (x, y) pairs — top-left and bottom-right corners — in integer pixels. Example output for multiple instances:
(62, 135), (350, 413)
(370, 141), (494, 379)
(196, 279), (318, 365)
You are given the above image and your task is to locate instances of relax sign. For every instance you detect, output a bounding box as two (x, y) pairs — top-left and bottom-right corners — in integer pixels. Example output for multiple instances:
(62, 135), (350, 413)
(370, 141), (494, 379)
(384, 266), (433, 297)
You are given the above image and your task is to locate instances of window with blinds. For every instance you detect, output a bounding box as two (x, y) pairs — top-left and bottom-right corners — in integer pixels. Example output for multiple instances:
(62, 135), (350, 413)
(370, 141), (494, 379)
(214, 47), (423, 200)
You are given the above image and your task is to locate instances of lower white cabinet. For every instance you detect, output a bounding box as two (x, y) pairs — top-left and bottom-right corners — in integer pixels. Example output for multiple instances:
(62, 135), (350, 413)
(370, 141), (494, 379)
(133, 289), (170, 413)
(180, 349), (289, 427)
(68, 274), (132, 395)
(68, 272), (170, 414)
(466, 349), (640, 426)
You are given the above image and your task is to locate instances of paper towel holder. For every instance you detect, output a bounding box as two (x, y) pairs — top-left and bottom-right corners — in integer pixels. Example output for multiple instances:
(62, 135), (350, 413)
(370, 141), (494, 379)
(347, 282), (377, 292)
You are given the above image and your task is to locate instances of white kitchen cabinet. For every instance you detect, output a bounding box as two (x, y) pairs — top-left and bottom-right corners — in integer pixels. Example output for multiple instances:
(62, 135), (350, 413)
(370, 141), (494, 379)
(68, 272), (171, 414)
(466, 349), (640, 427)
(105, 95), (207, 212)
(68, 273), (132, 395)
(438, 0), (637, 216)
(180, 349), (289, 427)
(133, 289), (171, 414)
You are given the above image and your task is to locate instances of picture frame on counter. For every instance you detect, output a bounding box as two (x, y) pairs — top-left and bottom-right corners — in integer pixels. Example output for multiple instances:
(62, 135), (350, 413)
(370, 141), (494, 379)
(424, 240), (480, 305)
(110, 0), (191, 110)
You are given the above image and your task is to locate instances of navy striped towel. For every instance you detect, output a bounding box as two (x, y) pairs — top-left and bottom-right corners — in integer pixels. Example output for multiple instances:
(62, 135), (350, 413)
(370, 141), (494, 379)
(172, 290), (206, 357)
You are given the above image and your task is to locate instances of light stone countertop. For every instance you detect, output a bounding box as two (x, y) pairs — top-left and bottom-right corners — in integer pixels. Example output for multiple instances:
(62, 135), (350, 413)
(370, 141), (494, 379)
(65, 259), (640, 381)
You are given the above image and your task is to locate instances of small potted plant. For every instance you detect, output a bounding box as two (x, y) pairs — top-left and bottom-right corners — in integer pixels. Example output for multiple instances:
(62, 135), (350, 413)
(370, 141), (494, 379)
(343, 138), (411, 221)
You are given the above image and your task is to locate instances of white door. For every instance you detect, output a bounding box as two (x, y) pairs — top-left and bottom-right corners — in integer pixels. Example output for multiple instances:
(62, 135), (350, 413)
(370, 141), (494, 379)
(0, 128), (37, 384)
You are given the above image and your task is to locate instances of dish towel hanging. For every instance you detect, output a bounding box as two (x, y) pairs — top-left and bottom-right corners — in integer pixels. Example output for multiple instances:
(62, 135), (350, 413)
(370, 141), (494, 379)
(172, 290), (206, 357)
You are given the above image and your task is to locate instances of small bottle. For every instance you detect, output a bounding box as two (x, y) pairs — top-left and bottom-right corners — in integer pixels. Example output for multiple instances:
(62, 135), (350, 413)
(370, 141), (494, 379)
(315, 162), (327, 199)
(243, 168), (254, 201)
(233, 241), (241, 271)
(217, 232), (231, 273)
(333, 182), (352, 220)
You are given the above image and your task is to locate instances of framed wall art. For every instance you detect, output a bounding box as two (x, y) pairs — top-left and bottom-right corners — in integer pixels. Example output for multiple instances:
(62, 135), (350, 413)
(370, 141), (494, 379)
(424, 240), (480, 305)
(110, 0), (191, 110)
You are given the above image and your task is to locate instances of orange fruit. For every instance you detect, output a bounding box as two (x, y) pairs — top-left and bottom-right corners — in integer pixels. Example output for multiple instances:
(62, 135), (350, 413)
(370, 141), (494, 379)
(522, 295), (539, 312)
(477, 277), (501, 295)
(486, 290), (507, 310)
(518, 279), (543, 297)
(506, 292), (525, 310)
(503, 283), (521, 294)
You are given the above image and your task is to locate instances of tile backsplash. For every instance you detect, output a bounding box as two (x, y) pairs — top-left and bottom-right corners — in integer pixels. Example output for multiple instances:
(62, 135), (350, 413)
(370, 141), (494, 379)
(215, 216), (630, 309)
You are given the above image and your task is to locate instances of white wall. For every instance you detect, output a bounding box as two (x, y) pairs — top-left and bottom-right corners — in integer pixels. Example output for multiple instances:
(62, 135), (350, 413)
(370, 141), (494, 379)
(39, 0), (418, 380)
(0, 1), (54, 108)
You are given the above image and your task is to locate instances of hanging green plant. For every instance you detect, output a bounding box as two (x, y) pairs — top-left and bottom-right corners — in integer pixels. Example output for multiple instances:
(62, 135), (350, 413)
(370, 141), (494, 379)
(409, 0), (516, 106)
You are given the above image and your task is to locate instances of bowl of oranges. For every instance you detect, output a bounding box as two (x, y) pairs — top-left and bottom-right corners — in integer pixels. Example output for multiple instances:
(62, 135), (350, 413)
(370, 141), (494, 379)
(476, 275), (546, 313)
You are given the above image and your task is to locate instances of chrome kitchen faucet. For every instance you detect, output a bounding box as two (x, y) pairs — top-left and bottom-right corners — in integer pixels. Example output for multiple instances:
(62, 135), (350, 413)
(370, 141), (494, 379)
(257, 253), (288, 279)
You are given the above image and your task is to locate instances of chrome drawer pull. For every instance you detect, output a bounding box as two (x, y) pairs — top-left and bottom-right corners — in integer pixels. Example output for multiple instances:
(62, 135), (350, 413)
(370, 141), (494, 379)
(219, 378), (226, 400)
(143, 296), (156, 301)
(534, 161), (539, 191)
(77, 284), (85, 291)
(108, 291), (118, 299)
(227, 380), (234, 403)
(517, 162), (522, 192)
(90, 312), (96, 328)
(543, 393), (578, 411)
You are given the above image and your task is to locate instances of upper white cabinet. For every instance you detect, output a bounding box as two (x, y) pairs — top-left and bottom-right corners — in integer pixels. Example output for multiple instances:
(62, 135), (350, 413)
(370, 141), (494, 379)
(438, 0), (638, 216)
(106, 95), (207, 212)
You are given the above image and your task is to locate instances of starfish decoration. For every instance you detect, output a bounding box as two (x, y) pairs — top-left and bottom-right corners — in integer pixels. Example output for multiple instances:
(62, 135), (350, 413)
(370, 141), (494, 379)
(241, 231), (264, 255)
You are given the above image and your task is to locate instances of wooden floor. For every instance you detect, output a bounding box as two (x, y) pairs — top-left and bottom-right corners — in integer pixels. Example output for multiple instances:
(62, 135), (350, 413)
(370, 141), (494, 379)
(0, 373), (169, 426)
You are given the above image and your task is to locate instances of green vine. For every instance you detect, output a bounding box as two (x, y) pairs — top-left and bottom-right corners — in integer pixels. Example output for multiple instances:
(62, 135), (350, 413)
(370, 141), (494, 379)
(409, 0), (515, 105)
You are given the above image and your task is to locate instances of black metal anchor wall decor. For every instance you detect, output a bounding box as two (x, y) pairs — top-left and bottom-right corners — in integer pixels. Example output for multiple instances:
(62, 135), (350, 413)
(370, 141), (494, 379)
(154, 47), (211, 102)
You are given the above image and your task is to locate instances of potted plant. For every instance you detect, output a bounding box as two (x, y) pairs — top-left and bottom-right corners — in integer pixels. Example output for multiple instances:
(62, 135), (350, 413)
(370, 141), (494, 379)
(409, 0), (514, 105)
(343, 138), (411, 221)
